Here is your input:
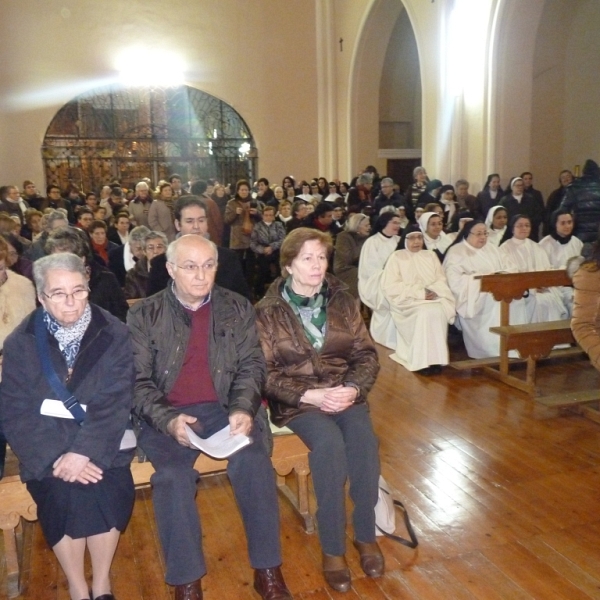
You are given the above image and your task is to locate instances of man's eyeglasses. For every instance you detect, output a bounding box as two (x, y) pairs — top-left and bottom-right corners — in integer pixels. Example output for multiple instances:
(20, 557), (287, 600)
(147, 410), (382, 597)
(169, 261), (217, 274)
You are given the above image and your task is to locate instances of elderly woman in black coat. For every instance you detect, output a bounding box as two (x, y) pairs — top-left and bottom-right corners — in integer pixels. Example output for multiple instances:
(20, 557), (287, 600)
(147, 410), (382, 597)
(0, 253), (135, 600)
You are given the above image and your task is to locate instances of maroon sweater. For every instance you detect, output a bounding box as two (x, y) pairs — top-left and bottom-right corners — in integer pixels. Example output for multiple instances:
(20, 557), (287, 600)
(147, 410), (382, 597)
(167, 302), (219, 407)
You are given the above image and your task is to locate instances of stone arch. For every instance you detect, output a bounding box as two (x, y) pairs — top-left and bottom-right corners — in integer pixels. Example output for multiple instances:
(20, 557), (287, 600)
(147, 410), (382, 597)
(42, 84), (257, 191)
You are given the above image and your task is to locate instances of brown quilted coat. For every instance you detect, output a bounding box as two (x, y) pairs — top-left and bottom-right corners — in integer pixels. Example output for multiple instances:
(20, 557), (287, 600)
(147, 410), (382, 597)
(572, 261), (600, 372)
(255, 274), (380, 427)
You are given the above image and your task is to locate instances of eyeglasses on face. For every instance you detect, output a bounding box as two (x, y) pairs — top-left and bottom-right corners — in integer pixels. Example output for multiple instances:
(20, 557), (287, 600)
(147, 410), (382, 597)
(169, 261), (217, 273)
(42, 288), (90, 303)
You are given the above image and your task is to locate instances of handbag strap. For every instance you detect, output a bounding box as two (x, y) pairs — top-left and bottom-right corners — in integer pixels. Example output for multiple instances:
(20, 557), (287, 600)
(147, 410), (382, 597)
(376, 497), (419, 549)
(35, 309), (86, 426)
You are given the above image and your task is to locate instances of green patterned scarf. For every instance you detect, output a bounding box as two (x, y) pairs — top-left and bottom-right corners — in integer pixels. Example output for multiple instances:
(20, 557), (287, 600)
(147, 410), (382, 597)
(282, 278), (328, 351)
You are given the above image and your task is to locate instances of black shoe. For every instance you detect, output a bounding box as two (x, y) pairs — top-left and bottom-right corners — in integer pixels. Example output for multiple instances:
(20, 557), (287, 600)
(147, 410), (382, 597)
(430, 364), (443, 375)
(415, 367), (431, 376)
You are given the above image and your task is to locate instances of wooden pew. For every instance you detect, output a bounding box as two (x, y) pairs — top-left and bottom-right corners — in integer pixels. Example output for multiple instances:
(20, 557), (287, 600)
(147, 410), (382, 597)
(0, 433), (313, 599)
(449, 270), (592, 397)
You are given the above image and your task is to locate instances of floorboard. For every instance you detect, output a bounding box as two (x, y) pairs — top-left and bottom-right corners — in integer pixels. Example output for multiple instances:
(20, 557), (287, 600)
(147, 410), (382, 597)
(4, 342), (600, 599)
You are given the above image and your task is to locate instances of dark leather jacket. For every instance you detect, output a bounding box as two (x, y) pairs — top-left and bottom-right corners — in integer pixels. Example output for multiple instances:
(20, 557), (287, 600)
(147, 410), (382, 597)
(255, 274), (380, 427)
(127, 283), (267, 435)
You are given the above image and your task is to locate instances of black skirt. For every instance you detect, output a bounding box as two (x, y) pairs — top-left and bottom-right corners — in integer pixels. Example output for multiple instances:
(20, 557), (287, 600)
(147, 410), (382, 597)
(26, 466), (135, 547)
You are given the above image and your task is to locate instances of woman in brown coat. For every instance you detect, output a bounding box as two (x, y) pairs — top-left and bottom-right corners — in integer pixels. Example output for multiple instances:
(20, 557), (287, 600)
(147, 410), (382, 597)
(571, 238), (600, 371)
(255, 227), (382, 594)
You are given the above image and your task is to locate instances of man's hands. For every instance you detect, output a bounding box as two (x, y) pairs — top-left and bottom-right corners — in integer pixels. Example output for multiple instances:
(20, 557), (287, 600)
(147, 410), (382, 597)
(229, 411), (253, 436)
(300, 386), (358, 414)
(53, 452), (103, 484)
(167, 414), (200, 448)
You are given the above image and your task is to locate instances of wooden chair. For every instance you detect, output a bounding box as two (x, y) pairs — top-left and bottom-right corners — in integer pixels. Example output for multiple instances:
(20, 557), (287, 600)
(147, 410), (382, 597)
(0, 433), (313, 599)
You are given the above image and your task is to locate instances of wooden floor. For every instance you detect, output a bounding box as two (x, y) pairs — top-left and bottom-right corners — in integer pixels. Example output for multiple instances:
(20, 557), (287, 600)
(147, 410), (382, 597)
(3, 345), (600, 600)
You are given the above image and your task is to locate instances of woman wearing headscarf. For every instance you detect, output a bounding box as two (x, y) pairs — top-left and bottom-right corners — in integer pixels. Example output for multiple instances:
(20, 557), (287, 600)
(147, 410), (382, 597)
(438, 184), (457, 228)
(358, 213), (403, 348)
(484, 206), (508, 246)
(0, 252), (135, 600)
(499, 215), (568, 322)
(381, 226), (455, 374)
(443, 220), (528, 358)
(255, 228), (382, 593)
(417, 211), (452, 261)
(499, 177), (545, 241)
(539, 210), (582, 317)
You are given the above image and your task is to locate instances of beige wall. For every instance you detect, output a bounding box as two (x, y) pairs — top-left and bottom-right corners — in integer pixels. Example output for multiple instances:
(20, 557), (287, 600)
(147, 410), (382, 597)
(378, 9), (422, 150)
(563, 0), (600, 174)
(0, 0), (319, 188)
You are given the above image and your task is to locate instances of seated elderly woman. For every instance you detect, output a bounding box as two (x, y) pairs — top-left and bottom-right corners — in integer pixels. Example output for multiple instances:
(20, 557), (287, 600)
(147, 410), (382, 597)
(0, 231), (34, 281)
(358, 212), (403, 348)
(123, 230), (167, 300)
(333, 213), (371, 298)
(46, 227), (129, 322)
(418, 211), (452, 261)
(89, 220), (119, 266)
(255, 228), (382, 594)
(380, 226), (456, 374)
(0, 252), (135, 600)
(499, 215), (567, 323)
(443, 220), (529, 359)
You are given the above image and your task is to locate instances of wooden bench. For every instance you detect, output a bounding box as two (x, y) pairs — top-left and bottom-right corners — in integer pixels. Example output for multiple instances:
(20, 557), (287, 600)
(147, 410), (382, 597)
(450, 270), (584, 396)
(0, 433), (313, 599)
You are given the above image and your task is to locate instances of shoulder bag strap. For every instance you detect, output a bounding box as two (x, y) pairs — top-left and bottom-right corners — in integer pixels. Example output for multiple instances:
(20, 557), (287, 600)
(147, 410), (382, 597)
(376, 498), (419, 549)
(34, 309), (86, 426)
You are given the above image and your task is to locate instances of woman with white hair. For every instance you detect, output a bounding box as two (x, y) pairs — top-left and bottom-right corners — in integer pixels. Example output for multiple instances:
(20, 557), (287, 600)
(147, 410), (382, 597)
(0, 252), (135, 600)
(333, 213), (371, 298)
(381, 226), (455, 374)
(128, 181), (152, 228)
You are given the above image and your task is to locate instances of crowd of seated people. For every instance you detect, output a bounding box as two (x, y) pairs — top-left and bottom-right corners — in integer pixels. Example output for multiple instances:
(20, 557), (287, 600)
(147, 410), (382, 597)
(0, 165), (587, 364)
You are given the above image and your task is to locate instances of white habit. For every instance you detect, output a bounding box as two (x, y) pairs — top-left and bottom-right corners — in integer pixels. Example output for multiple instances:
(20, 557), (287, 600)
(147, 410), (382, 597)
(443, 240), (529, 359)
(358, 232), (400, 349)
(498, 238), (568, 322)
(381, 249), (456, 371)
(539, 234), (583, 316)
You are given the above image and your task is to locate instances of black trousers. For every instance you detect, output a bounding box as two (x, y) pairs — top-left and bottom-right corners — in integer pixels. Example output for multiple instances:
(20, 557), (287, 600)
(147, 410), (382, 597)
(287, 403), (380, 556)
(139, 403), (282, 585)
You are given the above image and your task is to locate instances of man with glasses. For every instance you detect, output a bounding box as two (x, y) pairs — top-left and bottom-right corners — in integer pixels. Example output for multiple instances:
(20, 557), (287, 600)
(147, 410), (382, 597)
(128, 235), (293, 600)
(146, 195), (250, 299)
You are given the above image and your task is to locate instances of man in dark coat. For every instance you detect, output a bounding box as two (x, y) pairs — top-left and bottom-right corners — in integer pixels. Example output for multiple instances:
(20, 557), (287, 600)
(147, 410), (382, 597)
(146, 196), (251, 300)
(558, 159), (600, 244)
(372, 177), (405, 222)
(127, 235), (292, 600)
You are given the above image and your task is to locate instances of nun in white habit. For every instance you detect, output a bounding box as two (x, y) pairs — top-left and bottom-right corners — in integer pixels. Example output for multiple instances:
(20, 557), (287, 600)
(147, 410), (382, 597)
(443, 220), (529, 359)
(498, 215), (568, 322)
(539, 210), (583, 316)
(358, 212), (402, 348)
(381, 226), (456, 373)
(484, 205), (508, 246)
(418, 212), (453, 261)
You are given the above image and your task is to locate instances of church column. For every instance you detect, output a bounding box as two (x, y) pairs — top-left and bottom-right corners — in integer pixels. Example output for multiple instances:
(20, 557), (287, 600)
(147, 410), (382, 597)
(315, 0), (339, 179)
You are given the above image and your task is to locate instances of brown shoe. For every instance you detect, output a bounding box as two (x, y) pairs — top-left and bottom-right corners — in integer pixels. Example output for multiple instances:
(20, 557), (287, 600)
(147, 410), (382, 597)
(174, 580), (203, 600)
(353, 540), (385, 578)
(322, 553), (351, 593)
(253, 567), (293, 599)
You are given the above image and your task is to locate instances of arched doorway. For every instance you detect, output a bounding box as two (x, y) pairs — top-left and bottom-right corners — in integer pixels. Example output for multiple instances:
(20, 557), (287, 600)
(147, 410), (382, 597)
(347, 0), (422, 187)
(42, 85), (258, 191)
